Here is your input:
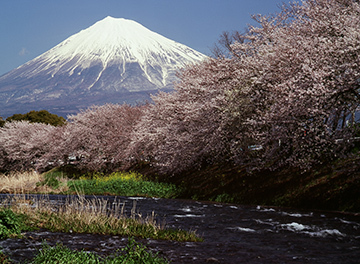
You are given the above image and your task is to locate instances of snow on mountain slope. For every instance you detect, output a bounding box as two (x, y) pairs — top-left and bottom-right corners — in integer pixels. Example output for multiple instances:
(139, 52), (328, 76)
(0, 16), (207, 117)
(15, 16), (205, 88)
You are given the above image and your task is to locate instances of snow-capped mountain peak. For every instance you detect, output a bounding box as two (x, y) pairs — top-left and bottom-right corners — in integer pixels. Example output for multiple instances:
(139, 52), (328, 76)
(0, 17), (207, 117)
(20, 16), (206, 88)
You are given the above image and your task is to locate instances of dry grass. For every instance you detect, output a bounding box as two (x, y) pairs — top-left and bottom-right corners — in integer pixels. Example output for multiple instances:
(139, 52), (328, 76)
(0, 171), (69, 194)
(0, 171), (42, 193)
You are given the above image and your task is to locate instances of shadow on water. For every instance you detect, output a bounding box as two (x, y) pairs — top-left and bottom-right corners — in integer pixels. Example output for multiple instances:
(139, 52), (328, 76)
(0, 194), (360, 263)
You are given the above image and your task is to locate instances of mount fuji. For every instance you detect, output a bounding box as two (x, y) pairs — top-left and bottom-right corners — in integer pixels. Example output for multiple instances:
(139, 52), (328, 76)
(0, 16), (206, 117)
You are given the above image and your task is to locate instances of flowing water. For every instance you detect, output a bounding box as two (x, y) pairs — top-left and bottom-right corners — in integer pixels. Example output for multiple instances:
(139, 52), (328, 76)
(0, 194), (359, 263)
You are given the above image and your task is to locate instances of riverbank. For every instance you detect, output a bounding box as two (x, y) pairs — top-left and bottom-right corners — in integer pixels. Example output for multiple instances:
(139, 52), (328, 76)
(1, 154), (359, 214)
(133, 155), (360, 213)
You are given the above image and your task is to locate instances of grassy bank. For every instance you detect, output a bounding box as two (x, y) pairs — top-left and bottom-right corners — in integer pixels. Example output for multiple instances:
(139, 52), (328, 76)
(67, 171), (181, 198)
(35, 169), (181, 199)
(0, 194), (201, 242)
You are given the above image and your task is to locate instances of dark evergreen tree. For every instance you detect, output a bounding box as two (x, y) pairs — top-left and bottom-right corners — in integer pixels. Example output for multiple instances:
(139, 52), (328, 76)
(6, 110), (66, 126)
(0, 116), (5, 127)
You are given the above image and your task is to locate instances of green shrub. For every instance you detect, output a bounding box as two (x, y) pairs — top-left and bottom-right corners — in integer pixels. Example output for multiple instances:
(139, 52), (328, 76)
(0, 117), (5, 127)
(6, 110), (66, 126)
(0, 209), (23, 239)
(38, 170), (64, 189)
(213, 193), (235, 203)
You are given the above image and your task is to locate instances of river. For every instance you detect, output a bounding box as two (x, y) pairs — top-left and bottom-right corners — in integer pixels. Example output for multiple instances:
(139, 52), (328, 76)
(0, 194), (359, 263)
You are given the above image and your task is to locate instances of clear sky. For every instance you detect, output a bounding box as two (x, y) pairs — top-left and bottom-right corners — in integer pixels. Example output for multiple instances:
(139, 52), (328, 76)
(0, 0), (288, 76)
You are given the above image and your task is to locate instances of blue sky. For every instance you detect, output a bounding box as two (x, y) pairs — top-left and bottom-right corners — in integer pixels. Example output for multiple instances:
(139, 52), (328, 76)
(0, 0), (287, 76)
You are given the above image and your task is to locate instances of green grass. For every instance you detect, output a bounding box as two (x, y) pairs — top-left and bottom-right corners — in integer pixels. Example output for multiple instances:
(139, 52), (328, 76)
(0, 209), (21, 239)
(32, 237), (169, 264)
(67, 171), (181, 199)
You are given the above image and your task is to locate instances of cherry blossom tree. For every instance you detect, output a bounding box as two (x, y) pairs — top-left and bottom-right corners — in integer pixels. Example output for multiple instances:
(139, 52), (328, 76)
(0, 104), (145, 173)
(47, 103), (145, 172)
(128, 57), (255, 173)
(129, 0), (360, 173)
(224, 0), (360, 169)
(0, 121), (56, 172)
